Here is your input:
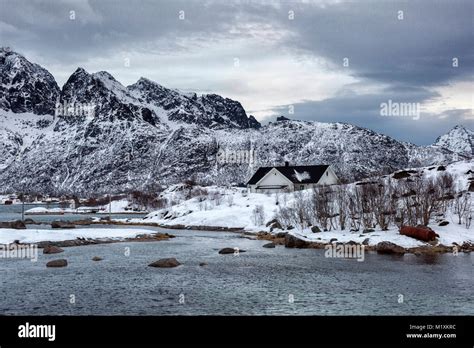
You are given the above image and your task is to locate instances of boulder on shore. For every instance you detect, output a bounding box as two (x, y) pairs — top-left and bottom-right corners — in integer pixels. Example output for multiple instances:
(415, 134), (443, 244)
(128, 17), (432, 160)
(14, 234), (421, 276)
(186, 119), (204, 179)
(0, 220), (26, 229)
(262, 242), (276, 248)
(311, 226), (321, 233)
(376, 242), (405, 254)
(51, 221), (76, 229)
(43, 245), (64, 254)
(399, 225), (438, 242)
(148, 258), (181, 268)
(275, 232), (288, 238)
(265, 219), (278, 227)
(285, 234), (310, 248)
(46, 259), (68, 267)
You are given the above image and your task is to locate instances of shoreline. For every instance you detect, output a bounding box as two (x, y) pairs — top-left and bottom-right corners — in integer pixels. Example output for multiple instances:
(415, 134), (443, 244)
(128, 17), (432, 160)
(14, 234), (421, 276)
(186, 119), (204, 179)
(30, 218), (474, 254)
(1, 218), (472, 255)
(9, 231), (175, 249)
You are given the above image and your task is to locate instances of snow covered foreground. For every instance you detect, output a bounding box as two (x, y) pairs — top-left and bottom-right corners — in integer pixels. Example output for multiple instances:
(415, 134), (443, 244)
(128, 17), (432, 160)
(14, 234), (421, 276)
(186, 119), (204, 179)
(0, 228), (155, 244)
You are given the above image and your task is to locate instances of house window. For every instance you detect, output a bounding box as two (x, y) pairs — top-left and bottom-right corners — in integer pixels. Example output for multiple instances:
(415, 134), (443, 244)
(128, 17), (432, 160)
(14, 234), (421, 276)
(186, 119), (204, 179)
(326, 172), (328, 176)
(300, 185), (304, 190)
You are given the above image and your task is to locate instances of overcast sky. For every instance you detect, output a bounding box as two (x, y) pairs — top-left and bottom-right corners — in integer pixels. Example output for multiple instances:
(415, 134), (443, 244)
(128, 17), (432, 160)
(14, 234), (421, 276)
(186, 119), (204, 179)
(0, 0), (472, 144)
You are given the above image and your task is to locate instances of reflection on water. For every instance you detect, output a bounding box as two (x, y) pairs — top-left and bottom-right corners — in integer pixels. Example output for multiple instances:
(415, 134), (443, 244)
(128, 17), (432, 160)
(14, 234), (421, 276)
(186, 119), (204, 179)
(0, 228), (472, 316)
(410, 253), (444, 265)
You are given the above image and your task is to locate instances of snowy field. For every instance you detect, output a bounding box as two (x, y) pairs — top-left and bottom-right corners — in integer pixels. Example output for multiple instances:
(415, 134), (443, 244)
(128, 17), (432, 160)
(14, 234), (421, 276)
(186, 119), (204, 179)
(23, 199), (140, 214)
(0, 227), (156, 244)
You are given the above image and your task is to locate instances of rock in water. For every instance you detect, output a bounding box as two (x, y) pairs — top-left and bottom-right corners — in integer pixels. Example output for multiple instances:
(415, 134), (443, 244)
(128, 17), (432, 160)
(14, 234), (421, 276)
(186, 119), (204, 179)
(262, 242), (276, 248)
(43, 245), (64, 254)
(46, 259), (68, 267)
(148, 258), (181, 268)
(376, 242), (405, 254)
(92, 256), (103, 261)
(218, 247), (246, 254)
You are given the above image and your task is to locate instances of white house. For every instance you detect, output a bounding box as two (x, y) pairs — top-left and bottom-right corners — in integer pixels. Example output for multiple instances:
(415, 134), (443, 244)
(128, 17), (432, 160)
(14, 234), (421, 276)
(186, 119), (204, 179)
(247, 162), (339, 193)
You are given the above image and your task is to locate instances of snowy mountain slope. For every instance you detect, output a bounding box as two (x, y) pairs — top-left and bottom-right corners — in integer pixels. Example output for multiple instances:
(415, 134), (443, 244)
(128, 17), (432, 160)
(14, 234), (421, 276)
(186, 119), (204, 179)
(0, 48), (470, 194)
(0, 111), (54, 171)
(0, 47), (60, 115)
(128, 77), (260, 129)
(434, 125), (474, 156)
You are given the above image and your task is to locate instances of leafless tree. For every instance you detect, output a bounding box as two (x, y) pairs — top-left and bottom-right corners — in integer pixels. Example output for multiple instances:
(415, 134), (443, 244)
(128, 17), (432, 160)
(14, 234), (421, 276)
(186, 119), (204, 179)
(453, 192), (471, 225)
(251, 205), (265, 226)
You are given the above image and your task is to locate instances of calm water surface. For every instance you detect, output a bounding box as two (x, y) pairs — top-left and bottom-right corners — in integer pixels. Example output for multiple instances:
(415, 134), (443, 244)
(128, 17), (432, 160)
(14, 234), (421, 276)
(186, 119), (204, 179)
(0, 206), (472, 315)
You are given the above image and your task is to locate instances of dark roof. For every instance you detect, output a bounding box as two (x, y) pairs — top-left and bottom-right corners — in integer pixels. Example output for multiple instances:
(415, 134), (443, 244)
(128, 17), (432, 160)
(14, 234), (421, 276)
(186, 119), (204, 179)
(247, 165), (330, 185)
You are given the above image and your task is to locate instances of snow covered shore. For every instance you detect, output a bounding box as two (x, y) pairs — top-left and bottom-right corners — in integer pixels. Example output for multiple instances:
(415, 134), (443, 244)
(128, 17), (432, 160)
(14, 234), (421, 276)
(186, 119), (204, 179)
(286, 223), (473, 249)
(0, 227), (158, 244)
(123, 160), (474, 250)
(24, 200), (146, 215)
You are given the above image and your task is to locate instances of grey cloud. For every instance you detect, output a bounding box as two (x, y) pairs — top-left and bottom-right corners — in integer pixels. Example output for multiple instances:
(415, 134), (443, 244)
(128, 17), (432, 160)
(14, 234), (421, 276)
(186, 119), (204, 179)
(282, 0), (473, 87)
(0, 0), (471, 144)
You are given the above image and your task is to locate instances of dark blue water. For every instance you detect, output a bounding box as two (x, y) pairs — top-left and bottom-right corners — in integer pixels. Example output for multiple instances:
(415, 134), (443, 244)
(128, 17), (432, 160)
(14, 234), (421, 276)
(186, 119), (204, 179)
(0, 228), (472, 315)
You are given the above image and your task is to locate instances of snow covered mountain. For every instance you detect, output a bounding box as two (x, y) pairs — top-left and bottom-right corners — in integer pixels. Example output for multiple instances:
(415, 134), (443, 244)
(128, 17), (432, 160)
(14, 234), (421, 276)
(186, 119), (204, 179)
(0, 47), (60, 115)
(0, 48), (470, 194)
(434, 125), (474, 156)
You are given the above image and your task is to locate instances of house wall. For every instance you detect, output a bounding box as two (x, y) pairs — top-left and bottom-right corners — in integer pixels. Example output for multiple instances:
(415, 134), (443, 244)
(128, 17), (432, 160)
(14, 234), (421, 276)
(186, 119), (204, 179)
(317, 168), (339, 185)
(258, 170), (290, 186)
(249, 169), (293, 193)
(248, 166), (339, 193)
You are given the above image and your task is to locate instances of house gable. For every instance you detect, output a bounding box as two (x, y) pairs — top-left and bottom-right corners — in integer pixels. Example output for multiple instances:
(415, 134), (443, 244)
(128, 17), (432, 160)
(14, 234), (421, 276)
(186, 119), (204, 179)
(247, 164), (338, 190)
(255, 167), (294, 187)
(314, 167), (339, 185)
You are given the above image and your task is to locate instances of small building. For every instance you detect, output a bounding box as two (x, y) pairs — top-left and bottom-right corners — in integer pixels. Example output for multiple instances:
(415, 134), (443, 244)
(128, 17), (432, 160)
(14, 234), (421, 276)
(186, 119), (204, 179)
(247, 162), (338, 193)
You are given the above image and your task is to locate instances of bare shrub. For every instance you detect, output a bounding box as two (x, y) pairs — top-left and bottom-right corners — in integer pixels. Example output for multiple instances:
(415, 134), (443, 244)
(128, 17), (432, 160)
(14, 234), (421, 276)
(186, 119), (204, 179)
(209, 190), (223, 206)
(251, 205), (265, 226)
(226, 194), (234, 207)
(334, 185), (348, 230)
(453, 192), (471, 225)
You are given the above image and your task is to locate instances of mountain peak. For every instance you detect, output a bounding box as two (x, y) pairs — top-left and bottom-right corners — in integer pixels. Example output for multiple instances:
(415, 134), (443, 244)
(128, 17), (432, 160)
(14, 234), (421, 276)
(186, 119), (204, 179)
(129, 77), (169, 92)
(451, 124), (469, 132)
(0, 48), (60, 115)
(93, 70), (117, 81)
(73, 67), (88, 73)
(434, 125), (473, 156)
(136, 77), (153, 84)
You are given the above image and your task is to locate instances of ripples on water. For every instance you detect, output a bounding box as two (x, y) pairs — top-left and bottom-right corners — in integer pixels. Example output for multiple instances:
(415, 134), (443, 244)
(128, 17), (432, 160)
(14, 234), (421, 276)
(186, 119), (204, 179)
(0, 228), (472, 315)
